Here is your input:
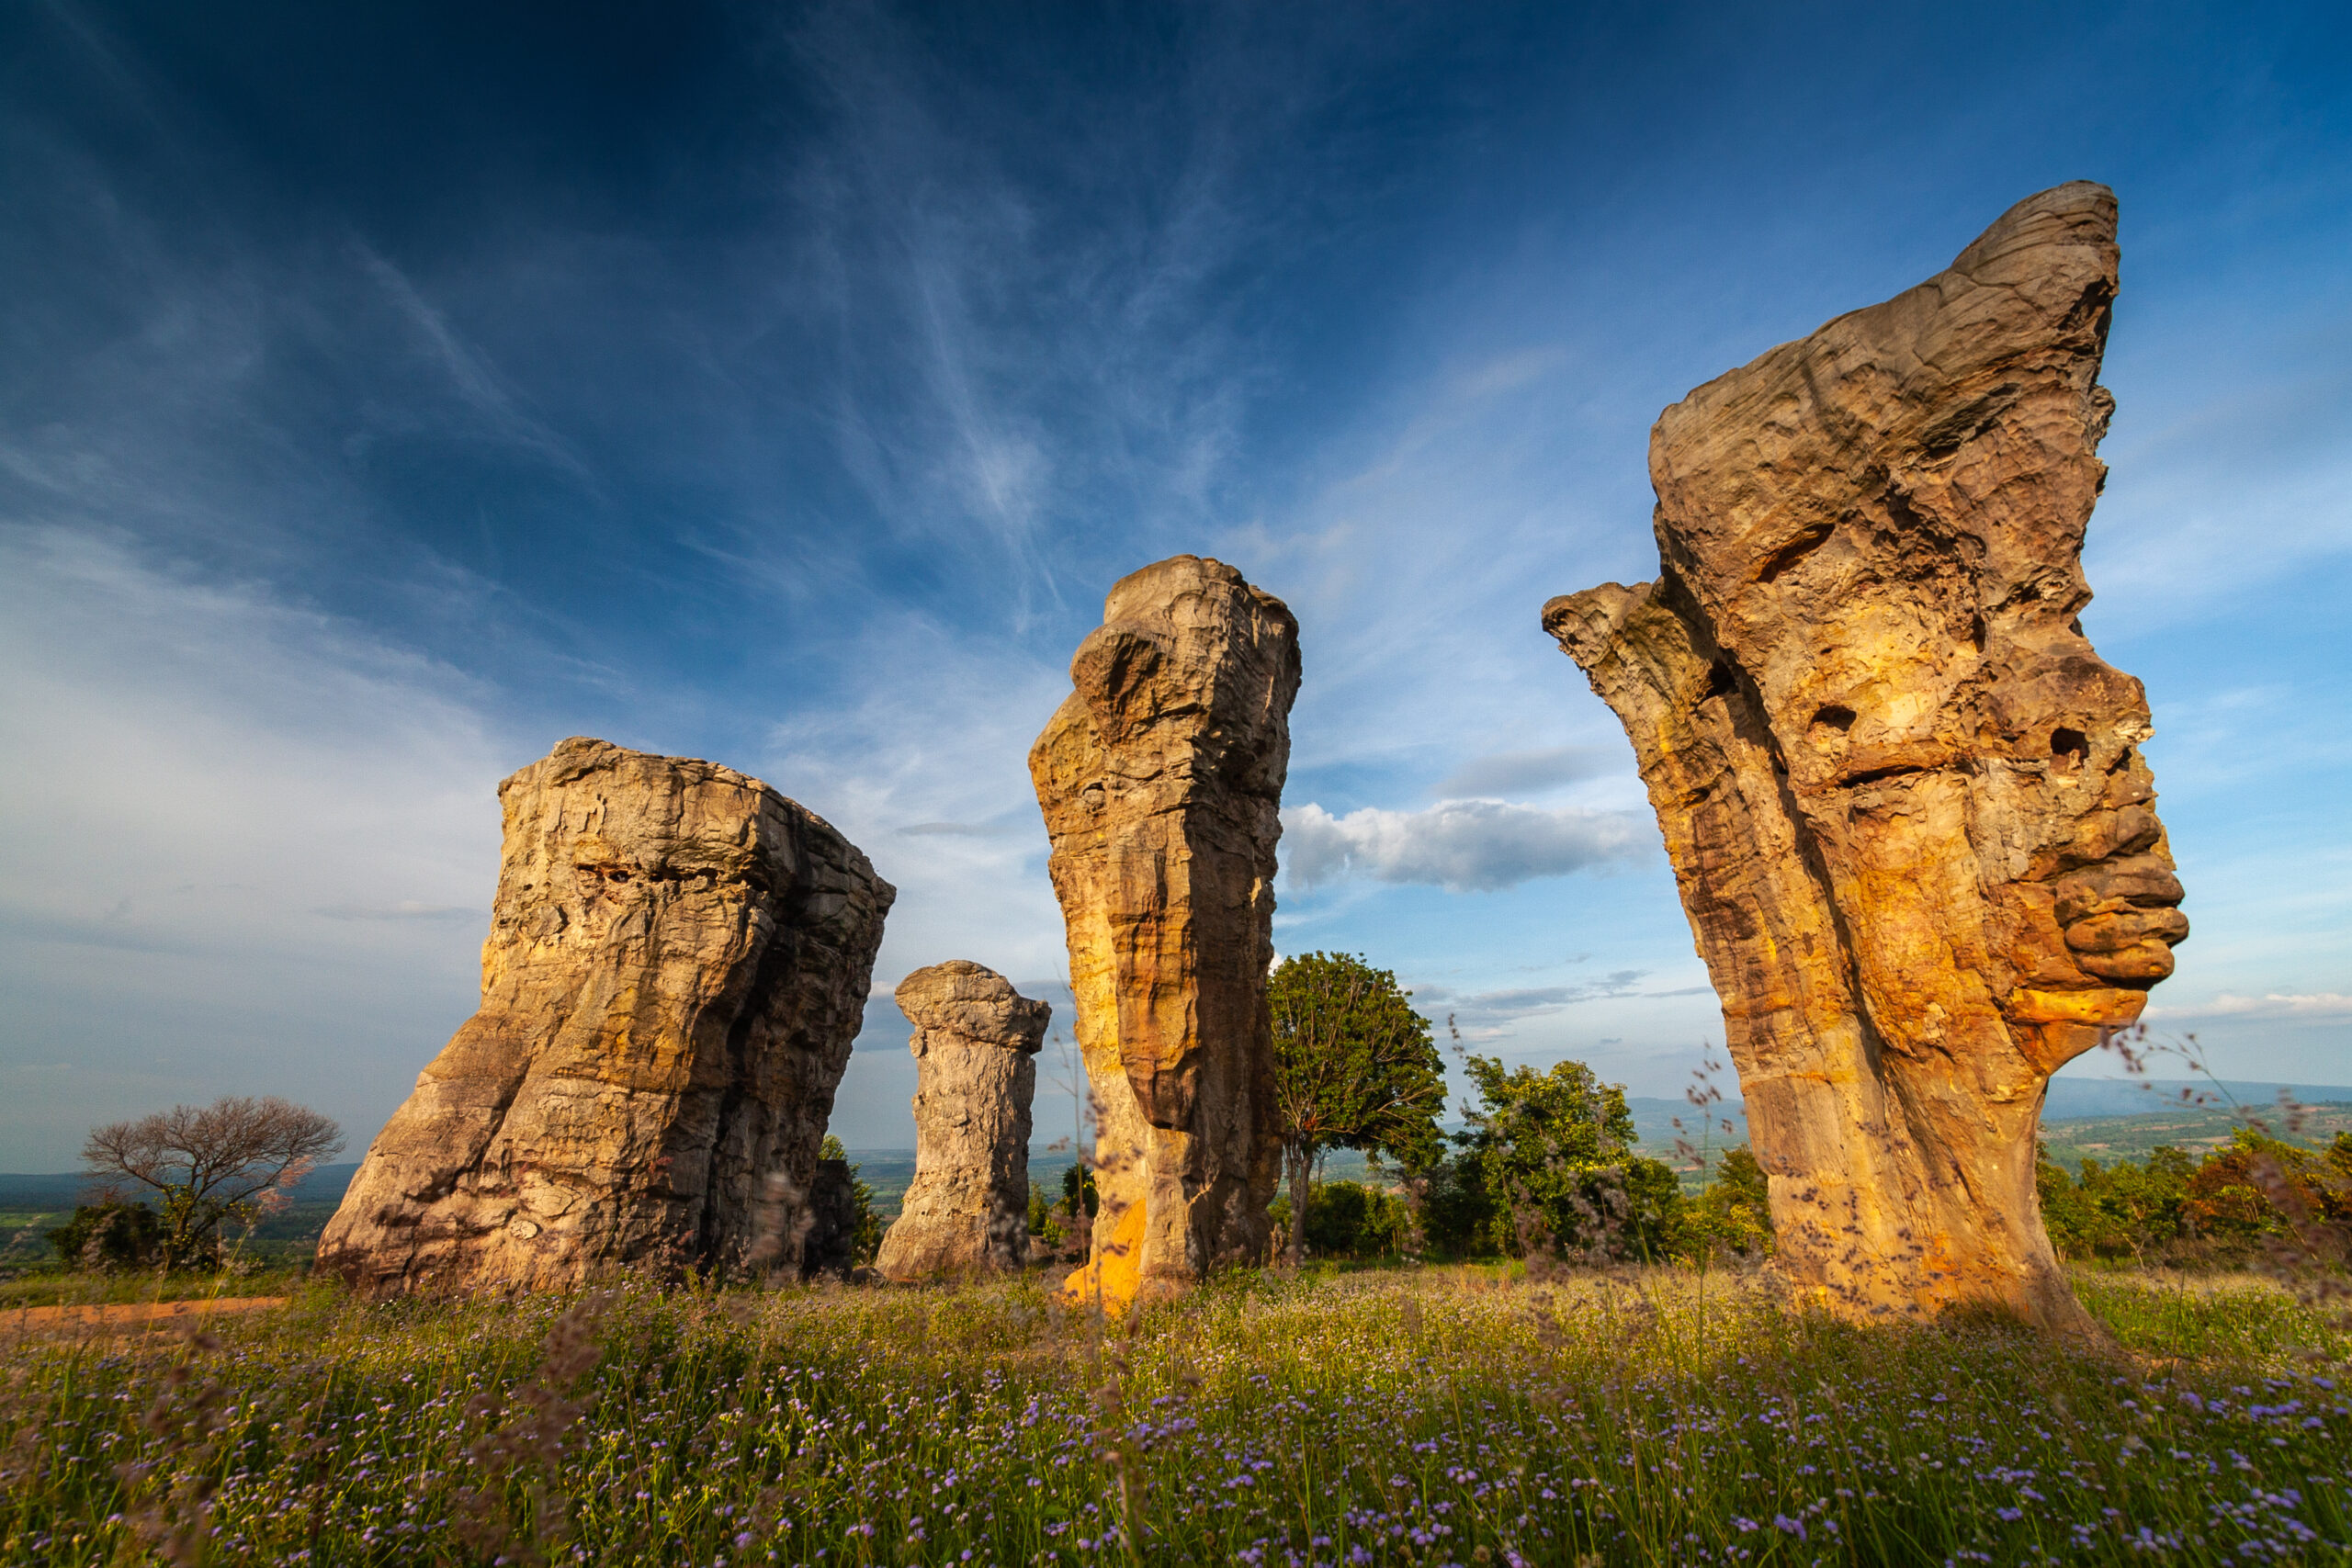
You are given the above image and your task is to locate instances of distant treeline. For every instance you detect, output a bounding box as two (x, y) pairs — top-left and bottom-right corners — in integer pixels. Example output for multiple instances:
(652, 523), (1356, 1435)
(2038, 1127), (2352, 1265)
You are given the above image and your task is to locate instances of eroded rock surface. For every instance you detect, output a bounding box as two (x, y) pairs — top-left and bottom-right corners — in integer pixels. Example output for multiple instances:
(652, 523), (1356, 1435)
(1030, 556), (1298, 1309)
(1544, 184), (2185, 1332)
(318, 737), (894, 1293)
(873, 962), (1050, 1280)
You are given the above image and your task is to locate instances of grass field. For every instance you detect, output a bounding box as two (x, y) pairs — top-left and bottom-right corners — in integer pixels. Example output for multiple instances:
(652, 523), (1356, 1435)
(2, 1263), (2346, 1566)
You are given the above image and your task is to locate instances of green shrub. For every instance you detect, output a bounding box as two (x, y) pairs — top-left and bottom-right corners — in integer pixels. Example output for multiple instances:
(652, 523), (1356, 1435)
(2037, 1127), (2351, 1266)
(1282, 1180), (1411, 1259)
(1687, 1145), (1773, 1259)
(1060, 1162), (1097, 1220)
(44, 1200), (162, 1271)
(1442, 1055), (1689, 1261)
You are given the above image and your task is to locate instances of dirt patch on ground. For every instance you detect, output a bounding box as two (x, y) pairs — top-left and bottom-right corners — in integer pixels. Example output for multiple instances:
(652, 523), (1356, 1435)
(3, 1296), (287, 1337)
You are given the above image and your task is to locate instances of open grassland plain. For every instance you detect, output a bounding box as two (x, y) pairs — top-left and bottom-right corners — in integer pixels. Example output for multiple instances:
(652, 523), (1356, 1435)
(2, 1267), (2346, 1566)
(2039, 1107), (2352, 1176)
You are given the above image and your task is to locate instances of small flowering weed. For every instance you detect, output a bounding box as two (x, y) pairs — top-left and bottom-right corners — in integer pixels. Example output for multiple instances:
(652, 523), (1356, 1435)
(0, 1267), (2346, 1564)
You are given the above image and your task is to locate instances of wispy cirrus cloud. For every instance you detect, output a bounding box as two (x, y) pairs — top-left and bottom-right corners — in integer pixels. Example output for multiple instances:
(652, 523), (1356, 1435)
(1282, 799), (1649, 893)
(897, 820), (1023, 839)
(1431, 745), (1623, 800)
(353, 245), (601, 491)
(1416, 970), (1650, 1021)
(0, 525), (512, 1164)
(313, 901), (478, 922)
(2145, 992), (2352, 1022)
(1408, 970), (1714, 1043)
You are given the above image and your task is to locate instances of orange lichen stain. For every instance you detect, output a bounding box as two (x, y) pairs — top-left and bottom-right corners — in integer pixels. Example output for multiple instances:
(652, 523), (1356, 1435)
(2006, 986), (2140, 1026)
(1055, 1196), (1148, 1317)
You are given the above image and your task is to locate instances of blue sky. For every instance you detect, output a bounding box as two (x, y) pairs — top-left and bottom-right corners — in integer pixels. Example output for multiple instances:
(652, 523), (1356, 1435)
(3, 1), (2347, 1168)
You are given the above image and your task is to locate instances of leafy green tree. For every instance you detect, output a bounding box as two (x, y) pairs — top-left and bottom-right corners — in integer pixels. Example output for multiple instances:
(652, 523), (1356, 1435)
(1688, 1145), (1773, 1260)
(82, 1095), (342, 1271)
(1303, 1180), (1413, 1259)
(1408, 1152), (1495, 1258)
(2100, 1145), (2194, 1256)
(2186, 1127), (2326, 1243)
(2036, 1132), (2335, 1265)
(2035, 1142), (2098, 1256)
(1454, 1055), (1685, 1262)
(1060, 1161), (1098, 1221)
(1267, 953), (1446, 1266)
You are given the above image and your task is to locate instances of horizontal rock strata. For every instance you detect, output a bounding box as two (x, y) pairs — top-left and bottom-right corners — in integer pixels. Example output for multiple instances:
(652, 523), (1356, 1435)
(873, 962), (1050, 1280)
(317, 737), (894, 1293)
(1030, 555), (1298, 1310)
(1544, 183), (2186, 1332)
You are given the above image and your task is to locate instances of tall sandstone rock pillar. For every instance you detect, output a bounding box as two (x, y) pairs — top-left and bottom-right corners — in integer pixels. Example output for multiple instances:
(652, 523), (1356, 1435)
(318, 737), (895, 1293)
(1544, 185), (2187, 1333)
(873, 961), (1051, 1280)
(1030, 556), (1299, 1310)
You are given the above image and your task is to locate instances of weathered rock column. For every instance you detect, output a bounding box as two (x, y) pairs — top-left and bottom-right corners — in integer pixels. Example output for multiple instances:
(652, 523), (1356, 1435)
(1030, 555), (1298, 1310)
(873, 962), (1051, 1280)
(317, 737), (895, 1293)
(1544, 184), (2187, 1332)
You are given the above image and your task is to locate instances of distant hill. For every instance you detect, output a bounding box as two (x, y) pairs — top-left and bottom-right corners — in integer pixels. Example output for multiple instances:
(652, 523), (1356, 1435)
(2039, 1102), (2352, 1171)
(2042, 1078), (2352, 1118)
(12, 1077), (2348, 1229)
(0, 1161), (360, 1213)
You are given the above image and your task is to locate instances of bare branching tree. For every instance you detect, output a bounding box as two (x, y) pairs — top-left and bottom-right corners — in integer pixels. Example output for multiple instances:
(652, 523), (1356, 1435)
(82, 1095), (344, 1270)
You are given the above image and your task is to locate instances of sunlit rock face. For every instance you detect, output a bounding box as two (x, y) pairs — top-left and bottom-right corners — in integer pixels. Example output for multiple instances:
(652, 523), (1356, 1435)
(1029, 556), (1298, 1311)
(317, 738), (894, 1293)
(873, 962), (1050, 1280)
(1544, 184), (2186, 1333)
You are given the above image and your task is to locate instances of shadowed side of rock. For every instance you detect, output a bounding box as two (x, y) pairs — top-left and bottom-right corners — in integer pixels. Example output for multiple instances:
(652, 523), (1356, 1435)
(316, 737), (895, 1294)
(1544, 184), (2186, 1333)
(1030, 555), (1297, 1311)
(873, 962), (1050, 1280)
(801, 1159), (862, 1279)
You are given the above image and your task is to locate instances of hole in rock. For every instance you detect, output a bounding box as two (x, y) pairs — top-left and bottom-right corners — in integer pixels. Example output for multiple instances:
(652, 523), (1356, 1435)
(1756, 521), (1835, 583)
(1811, 705), (1857, 733)
(1702, 661), (1737, 701)
(1841, 762), (1927, 788)
(2051, 728), (2089, 773)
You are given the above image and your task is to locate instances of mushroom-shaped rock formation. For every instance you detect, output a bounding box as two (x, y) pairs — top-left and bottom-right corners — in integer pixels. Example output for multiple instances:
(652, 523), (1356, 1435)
(873, 962), (1051, 1280)
(1030, 555), (1298, 1311)
(1544, 184), (2186, 1333)
(317, 737), (895, 1293)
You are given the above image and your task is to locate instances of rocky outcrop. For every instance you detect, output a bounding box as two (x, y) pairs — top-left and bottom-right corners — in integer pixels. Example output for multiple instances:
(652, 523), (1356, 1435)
(317, 737), (895, 1293)
(873, 962), (1050, 1280)
(1030, 556), (1298, 1310)
(1544, 184), (2186, 1333)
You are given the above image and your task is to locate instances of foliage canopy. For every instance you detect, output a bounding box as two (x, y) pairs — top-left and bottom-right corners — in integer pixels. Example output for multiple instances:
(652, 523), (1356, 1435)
(1267, 952), (1445, 1264)
(1437, 1055), (1686, 1262)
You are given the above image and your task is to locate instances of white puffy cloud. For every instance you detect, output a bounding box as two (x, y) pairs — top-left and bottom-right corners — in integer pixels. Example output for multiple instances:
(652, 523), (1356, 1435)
(1282, 799), (1650, 893)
